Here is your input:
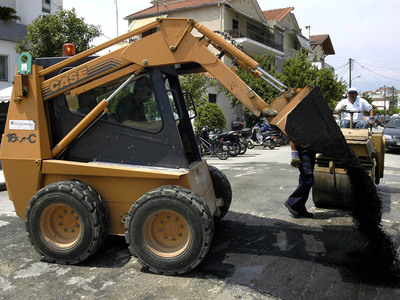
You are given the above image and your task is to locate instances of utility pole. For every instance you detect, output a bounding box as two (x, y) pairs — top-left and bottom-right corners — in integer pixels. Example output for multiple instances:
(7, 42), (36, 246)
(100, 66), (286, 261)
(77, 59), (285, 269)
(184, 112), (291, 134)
(115, 0), (119, 36)
(349, 58), (352, 87)
(384, 85), (387, 114)
(391, 86), (395, 111)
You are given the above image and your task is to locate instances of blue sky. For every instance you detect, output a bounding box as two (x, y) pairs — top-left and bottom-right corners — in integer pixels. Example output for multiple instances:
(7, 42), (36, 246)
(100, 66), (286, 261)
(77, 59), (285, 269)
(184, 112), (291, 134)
(64, 0), (400, 93)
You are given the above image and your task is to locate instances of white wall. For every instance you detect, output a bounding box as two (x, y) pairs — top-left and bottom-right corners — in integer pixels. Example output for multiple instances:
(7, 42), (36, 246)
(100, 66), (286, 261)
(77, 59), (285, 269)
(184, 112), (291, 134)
(15, 0), (63, 25)
(169, 6), (221, 30)
(0, 41), (19, 90)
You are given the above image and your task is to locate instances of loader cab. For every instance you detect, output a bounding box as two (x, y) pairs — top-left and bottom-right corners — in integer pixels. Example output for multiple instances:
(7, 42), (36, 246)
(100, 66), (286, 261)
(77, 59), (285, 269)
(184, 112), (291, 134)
(46, 65), (201, 169)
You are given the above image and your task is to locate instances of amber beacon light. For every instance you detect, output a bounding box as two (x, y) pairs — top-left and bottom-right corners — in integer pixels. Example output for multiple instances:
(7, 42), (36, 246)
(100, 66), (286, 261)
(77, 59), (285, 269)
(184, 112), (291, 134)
(62, 43), (75, 56)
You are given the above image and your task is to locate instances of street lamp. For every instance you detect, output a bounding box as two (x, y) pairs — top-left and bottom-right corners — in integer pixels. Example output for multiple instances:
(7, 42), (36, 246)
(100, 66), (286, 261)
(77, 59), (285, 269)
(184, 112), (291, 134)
(349, 75), (361, 88)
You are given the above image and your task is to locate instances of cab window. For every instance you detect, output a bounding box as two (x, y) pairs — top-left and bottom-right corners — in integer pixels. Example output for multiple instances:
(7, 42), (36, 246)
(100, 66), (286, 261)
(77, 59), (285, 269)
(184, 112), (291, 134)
(65, 74), (162, 132)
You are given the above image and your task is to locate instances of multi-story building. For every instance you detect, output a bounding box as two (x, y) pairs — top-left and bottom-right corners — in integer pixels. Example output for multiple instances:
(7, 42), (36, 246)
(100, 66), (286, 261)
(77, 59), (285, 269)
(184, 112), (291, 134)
(262, 7), (311, 70)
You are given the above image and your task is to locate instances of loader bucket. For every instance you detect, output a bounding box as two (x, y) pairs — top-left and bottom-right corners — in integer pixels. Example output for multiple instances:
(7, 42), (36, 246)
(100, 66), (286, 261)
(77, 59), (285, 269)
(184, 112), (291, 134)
(271, 86), (381, 231)
(271, 85), (348, 156)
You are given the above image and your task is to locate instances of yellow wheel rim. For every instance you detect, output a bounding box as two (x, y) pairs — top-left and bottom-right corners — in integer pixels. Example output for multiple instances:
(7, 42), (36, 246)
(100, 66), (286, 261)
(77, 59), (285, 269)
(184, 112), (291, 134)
(143, 210), (190, 258)
(40, 204), (82, 249)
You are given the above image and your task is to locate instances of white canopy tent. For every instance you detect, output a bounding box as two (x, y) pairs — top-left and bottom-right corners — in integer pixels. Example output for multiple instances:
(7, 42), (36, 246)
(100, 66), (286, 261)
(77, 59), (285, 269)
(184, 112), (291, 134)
(0, 86), (12, 103)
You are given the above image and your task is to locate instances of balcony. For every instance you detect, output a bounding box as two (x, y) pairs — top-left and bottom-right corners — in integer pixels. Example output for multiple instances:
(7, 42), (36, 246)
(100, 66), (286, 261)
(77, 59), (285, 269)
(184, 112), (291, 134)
(224, 28), (283, 54)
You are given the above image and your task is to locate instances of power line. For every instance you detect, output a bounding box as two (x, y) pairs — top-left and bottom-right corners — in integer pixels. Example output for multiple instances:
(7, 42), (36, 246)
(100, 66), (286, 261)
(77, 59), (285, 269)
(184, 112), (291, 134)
(353, 60), (400, 82)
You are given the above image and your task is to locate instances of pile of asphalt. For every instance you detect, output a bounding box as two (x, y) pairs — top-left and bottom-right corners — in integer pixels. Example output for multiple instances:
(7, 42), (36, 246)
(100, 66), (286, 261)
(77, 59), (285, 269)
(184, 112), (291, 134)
(285, 86), (400, 284)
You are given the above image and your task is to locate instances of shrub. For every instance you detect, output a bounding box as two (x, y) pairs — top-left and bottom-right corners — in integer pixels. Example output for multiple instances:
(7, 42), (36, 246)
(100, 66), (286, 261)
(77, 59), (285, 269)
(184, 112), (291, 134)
(194, 102), (226, 132)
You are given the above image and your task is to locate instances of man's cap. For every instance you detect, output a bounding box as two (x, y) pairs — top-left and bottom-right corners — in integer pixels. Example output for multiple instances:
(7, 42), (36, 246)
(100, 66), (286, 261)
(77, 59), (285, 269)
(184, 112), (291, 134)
(348, 87), (358, 93)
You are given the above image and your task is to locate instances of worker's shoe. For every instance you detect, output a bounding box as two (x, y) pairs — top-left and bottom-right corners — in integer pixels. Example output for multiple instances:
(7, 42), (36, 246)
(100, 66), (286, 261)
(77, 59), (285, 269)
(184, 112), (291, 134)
(298, 210), (313, 218)
(284, 201), (313, 218)
(284, 201), (300, 217)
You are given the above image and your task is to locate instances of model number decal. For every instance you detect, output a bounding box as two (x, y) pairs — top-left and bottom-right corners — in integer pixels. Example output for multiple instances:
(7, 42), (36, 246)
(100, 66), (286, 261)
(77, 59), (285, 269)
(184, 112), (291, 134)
(6, 133), (37, 144)
(9, 120), (35, 130)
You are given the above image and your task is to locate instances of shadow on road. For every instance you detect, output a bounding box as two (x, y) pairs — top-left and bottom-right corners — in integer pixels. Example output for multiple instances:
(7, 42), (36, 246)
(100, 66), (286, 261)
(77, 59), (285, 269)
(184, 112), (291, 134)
(198, 211), (399, 298)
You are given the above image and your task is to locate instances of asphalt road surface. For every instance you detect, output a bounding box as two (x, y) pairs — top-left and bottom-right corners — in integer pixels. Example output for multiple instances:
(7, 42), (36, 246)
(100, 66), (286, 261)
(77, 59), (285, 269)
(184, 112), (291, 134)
(1, 144), (400, 299)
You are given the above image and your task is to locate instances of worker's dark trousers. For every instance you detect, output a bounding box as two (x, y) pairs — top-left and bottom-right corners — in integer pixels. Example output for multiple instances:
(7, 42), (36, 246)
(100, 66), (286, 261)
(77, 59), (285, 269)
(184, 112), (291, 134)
(287, 149), (316, 210)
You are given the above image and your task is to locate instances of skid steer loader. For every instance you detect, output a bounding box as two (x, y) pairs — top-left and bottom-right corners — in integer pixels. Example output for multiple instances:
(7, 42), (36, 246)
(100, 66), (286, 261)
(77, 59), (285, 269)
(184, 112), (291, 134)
(0, 18), (384, 275)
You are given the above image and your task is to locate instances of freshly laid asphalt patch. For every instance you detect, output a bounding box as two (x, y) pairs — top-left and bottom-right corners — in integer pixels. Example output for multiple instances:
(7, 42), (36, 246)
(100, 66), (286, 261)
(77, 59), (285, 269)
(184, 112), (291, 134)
(199, 211), (400, 299)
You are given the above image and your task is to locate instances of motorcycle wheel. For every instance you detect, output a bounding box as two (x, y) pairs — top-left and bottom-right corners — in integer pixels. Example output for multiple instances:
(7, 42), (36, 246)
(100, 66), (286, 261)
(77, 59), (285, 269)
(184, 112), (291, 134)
(239, 142), (247, 155)
(229, 142), (240, 157)
(246, 139), (255, 149)
(263, 140), (276, 149)
(215, 141), (230, 160)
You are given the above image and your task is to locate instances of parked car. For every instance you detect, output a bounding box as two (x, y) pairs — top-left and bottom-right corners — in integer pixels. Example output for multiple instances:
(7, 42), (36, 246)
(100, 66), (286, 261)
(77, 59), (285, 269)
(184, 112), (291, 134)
(379, 115), (392, 127)
(383, 117), (400, 150)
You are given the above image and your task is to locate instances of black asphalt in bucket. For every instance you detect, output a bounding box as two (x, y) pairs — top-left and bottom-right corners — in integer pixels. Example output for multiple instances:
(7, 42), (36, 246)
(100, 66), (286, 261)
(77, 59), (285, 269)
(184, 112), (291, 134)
(283, 86), (400, 284)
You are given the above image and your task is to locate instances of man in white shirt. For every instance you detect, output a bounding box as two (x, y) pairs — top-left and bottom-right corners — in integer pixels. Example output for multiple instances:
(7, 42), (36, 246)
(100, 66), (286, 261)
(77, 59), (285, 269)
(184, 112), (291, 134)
(334, 87), (374, 129)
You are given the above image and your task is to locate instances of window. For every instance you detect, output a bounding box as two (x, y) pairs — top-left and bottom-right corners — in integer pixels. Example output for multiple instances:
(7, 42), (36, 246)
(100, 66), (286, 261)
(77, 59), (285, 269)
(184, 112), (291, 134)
(0, 56), (7, 81)
(42, 0), (51, 13)
(209, 93), (217, 104)
(232, 19), (239, 30)
(65, 74), (162, 132)
(142, 28), (157, 38)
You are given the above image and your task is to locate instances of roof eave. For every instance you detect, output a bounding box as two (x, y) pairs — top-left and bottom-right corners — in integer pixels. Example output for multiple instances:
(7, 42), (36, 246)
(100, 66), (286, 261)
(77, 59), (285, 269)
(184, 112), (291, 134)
(125, 1), (229, 20)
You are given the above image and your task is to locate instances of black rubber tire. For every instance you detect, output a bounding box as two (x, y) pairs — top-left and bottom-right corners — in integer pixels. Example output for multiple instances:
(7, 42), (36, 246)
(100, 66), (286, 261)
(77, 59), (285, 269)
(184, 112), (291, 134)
(214, 141), (230, 160)
(246, 139), (255, 149)
(208, 165), (232, 222)
(264, 139), (276, 149)
(239, 142), (247, 155)
(228, 142), (240, 157)
(125, 185), (214, 275)
(275, 137), (282, 147)
(25, 180), (109, 264)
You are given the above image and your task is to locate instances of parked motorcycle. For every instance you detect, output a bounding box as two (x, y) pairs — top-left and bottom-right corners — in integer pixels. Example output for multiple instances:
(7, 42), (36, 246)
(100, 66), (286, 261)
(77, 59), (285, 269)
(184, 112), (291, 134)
(268, 125), (290, 147)
(217, 130), (243, 156)
(246, 123), (277, 149)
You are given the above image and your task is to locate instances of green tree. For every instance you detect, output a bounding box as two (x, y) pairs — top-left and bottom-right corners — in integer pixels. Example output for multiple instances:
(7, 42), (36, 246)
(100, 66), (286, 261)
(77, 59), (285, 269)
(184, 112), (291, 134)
(281, 52), (346, 109)
(0, 6), (20, 24)
(179, 73), (213, 107)
(281, 52), (319, 89)
(194, 102), (226, 132)
(15, 8), (101, 58)
(315, 68), (347, 109)
(226, 53), (280, 108)
(361, 92), (372, 103)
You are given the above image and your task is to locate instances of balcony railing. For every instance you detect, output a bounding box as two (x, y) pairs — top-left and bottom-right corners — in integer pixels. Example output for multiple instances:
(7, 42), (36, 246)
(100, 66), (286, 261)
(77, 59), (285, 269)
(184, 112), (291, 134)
(225, 28), (283, 52)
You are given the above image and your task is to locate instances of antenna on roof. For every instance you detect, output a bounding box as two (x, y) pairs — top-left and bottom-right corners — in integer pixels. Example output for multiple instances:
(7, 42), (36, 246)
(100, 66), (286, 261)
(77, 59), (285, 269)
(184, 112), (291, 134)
(150, 0), (187, 14)
(151, 0), (167, 14)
